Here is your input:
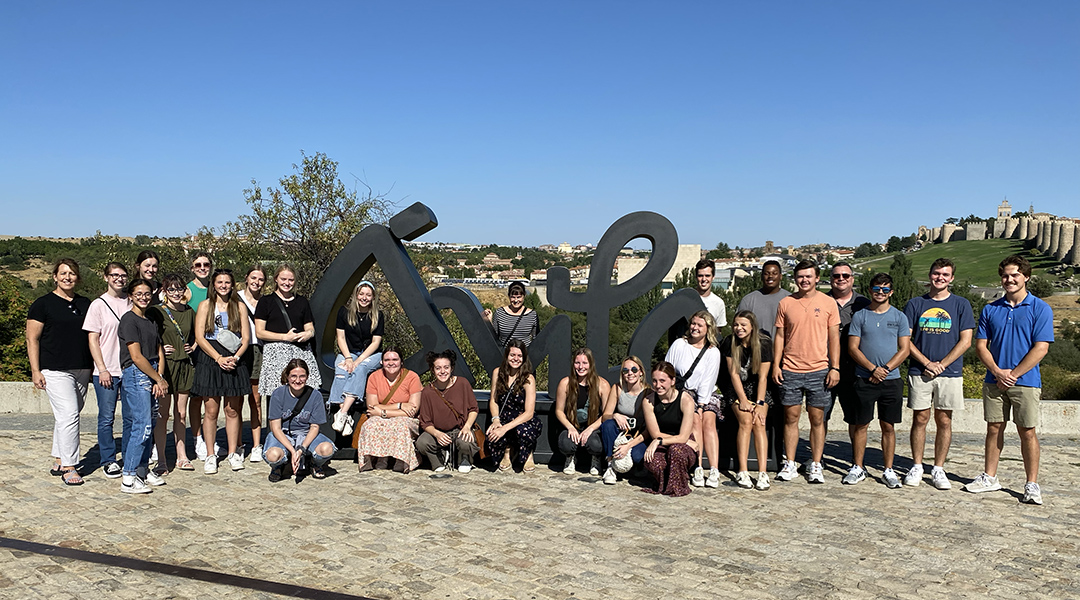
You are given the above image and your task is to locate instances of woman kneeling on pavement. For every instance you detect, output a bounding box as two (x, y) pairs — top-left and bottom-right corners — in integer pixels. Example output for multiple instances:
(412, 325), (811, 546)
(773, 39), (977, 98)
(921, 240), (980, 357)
(721, 310), (773, 491)
(356, 347), (422, 473)
(554, 348), (611, 475)
(265, 359), (336, 482)
(416, 350), (480, 473)
(599, 355), (649, 484)
(641, 361), (698, 497)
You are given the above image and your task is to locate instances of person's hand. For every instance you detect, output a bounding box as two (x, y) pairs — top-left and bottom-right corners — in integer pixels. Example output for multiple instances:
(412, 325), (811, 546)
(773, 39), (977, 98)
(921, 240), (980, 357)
(825, 369), (839, 389)
(997, 368), (1017, 388)
(739, 400), (753, 413)
(435, 430), (453, 446)
(401, 404), (417, 418)
(98, 371), (113, 389)
(869, 366), (887, 384)
(644, 439), (660, 463)
(458, 428), (475, 444)
(753, 405), (767, 426)
(481, 309), (493, 323)
(290, 446), (304, 471)
(613, 443), (629, 460)
(344, 357), (357, 374)
(153, 379), (169, 399)
(613, 413), (629, 430)
(184, 343), (195, 354)
(925, 361), (945, 378)
(33, 370), (46, 390)
(568, 429), (582, 445)
(487, 423), (505, 443)
(367, 405), (383, 418)
(163, 344), (175, 357)
(771, 365), (784, 386)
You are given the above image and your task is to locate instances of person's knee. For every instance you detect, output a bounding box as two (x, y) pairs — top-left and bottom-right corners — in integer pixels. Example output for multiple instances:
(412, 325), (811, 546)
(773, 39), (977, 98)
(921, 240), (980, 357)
(912, 409), (931, 426)
(1017, 426), (1038, 441)
(934, 410), (952, 427)
(879, 421), (895, 434)
(265, 447), (285, 463)
(314, 442), (334, 457)
(807, 407), (825, 426)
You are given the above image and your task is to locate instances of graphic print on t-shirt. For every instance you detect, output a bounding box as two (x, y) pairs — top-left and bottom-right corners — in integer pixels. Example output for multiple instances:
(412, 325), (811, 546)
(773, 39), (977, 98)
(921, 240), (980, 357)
(917, 308), (952, 334)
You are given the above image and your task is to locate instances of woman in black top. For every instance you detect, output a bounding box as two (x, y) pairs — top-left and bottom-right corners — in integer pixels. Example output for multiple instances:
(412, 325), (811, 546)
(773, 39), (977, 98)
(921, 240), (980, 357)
(329, 280), (384, 436)
(254, 264), (321, 391)
(26, 258), (93, 485)
(641, 361), (697, 497)
(722, 311), (774, 491)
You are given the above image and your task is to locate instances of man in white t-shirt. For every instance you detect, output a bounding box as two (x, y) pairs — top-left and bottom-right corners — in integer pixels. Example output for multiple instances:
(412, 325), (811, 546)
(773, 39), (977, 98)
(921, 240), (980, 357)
(695, 259), (727, 332)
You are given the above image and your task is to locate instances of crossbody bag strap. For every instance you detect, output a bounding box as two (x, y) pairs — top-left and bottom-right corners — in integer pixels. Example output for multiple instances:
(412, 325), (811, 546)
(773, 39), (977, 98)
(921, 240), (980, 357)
(432, 380), (463, 420)
(378, 369), (410, 406)
(99, 297), (122, 322)
(683, 342), (709, 382)
(272, 294), (294, 332)
(284, 386), (314, 427)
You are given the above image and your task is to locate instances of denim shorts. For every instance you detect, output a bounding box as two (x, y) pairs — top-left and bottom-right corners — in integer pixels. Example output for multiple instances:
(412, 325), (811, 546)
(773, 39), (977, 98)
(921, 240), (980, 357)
(779, 369), (831, 409)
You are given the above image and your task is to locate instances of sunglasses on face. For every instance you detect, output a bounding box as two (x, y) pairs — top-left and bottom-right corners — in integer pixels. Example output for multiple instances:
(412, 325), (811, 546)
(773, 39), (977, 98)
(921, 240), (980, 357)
(621, 366), (640, 374)
(871, 286), (892, 293)
(193, 262), (212, 268)
(832, 273), (852, 280)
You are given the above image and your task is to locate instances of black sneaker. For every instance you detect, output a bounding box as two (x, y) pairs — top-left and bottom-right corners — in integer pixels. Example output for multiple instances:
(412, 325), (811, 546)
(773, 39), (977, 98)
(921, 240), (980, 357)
(103, 462), (123, 479)
(268, 465), (284, 483)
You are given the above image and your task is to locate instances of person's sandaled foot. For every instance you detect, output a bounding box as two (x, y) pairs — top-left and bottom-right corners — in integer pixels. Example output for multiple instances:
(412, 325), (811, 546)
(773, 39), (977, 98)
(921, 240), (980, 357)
(60, 469), (84, 486)
(50, 461), (64, 476)
(523, 455), (536, 473)
(498, 455), (512, 472)
(312, 464), (327, 479)
(176, 458), (194, 471)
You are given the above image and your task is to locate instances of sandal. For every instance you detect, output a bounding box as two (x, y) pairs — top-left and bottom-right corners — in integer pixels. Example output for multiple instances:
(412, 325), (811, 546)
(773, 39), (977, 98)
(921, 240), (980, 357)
(176, 458), (194, 471)
(498, 455), (512, 472)
(60, 469), (84, 486)
(312, 465), (327, 479)
(50, 462), (64, 476)
(523, 455), (536, 473)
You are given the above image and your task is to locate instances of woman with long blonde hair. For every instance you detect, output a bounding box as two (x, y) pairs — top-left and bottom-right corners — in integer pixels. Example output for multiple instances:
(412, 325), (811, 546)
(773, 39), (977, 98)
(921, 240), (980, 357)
(721, 310), (773, 491)
(664, 309), (721, 488)
(554, 348), (611, 475)
(598, 355), (650, 484)
(329, 280), (384, 437)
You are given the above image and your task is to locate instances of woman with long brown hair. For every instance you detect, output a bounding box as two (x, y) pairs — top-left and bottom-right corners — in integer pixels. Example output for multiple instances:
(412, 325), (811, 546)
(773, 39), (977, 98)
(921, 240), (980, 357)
(192, 269), (250, 475)
(554, 348), (610, 475)
(484, 339), (542, 473)
(641, 361), (698, 497)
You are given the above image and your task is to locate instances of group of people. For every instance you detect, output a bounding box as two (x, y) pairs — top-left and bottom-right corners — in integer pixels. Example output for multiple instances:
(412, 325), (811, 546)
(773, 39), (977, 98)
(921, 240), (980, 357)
(27, 252), (332, 493)
(28, 252), (1054, 505)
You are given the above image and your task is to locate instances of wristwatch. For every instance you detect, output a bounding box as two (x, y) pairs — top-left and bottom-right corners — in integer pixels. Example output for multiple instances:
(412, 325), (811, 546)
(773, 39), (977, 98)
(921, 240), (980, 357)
(657, 437), (664, 447)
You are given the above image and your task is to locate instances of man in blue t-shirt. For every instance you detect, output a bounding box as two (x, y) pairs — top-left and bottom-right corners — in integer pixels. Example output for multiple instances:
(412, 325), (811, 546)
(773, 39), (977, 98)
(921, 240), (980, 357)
(902, 258), (975, 490)
(842, 273), (910, 489)
(967, 255), (1054, 505)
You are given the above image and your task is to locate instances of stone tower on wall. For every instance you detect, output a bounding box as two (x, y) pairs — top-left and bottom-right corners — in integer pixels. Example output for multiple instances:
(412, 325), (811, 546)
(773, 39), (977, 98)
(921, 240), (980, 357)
(997, 198), (1012, 219)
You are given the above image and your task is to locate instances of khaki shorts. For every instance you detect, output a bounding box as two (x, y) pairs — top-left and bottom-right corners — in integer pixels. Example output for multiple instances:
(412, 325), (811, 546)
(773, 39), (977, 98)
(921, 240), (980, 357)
(907, 374), (965, 412)
(982, 383), (1041, 428)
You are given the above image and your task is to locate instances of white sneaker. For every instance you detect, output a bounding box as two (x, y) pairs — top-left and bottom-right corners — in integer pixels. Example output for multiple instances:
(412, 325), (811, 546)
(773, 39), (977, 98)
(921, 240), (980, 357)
(691, 466), (706, 487)
(150, 446), (158, 465)
(458, 458), (472, 474)
(332, 411), (347, 432)
(203, 454), (218, 474)
(228, 453), (244, 471)
(602, 466), (617, 485)
(931, 467), (952, 490)
(735, 471), (753, 489)
(214, 442), (224, 457)
(563, 457), (576, 475)
(195, 436), (207, 461)
(882, 468), (902, 489)
(1022, 482), (1043, 505)
(964, 472), (1001, 493)
(706, 468), (721, 488)
(904, 464), (924, 487)
(145, 471), (167, 486)
(249, 445), (263, 463)
(342, 414), (356, 437)
(433, 465), (447, 473)
(120, 475), (151, 494)
(807, 462), (825, 484)
(589, 456), (602, 476)
(776, 460), (798, 482)
(103, 462), (123, 479)
(755, 472), (771, 491)
(842, 465), (866, 485)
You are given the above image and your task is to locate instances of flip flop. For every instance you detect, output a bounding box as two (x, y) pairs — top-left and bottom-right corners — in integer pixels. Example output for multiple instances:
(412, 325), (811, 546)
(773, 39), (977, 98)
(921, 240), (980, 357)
(176, 458), (194, 471)
(60, 469), (84, 486)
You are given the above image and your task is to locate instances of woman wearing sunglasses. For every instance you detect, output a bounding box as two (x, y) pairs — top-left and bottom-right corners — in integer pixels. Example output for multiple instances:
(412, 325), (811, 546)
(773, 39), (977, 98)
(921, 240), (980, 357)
(598, 356), (650, 484)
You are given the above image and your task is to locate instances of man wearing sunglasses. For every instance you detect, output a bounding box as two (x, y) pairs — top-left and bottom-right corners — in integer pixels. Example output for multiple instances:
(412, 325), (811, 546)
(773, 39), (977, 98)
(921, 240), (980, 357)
(902, 258), (975, 490)
(827, 262), (870, 427)
(844, 273), (911, 488)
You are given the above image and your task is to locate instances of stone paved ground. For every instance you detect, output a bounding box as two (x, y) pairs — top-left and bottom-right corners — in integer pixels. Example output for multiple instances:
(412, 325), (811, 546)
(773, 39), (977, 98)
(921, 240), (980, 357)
(1, 416), (1078, 600)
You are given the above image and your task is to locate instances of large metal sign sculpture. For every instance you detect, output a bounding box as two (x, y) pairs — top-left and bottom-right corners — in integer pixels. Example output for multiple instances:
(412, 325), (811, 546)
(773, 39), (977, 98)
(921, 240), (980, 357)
(309, 202), (705, 388)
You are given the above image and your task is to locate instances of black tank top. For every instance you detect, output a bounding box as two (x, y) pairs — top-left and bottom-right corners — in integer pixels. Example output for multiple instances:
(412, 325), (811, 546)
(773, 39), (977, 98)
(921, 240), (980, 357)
(652, 391), (684, 436)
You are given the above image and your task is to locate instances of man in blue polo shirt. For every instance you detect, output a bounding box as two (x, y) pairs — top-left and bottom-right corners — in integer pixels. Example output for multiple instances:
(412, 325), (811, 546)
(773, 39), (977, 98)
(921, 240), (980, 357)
(967, 255), (1053, 505)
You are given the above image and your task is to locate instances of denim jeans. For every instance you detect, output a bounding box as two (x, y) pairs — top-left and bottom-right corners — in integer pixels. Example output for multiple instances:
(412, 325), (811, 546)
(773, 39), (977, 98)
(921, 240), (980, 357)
(120, 363), (158, 477)
(600, 418), (646, 463)
(93, 374), (129, 465)
(328, 352), (382, 405)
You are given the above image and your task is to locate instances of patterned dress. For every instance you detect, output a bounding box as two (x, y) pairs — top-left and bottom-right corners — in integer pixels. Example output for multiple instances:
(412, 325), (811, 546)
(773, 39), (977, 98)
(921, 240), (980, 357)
(356, 368), (422, 472)
(484, 384), (543, 471)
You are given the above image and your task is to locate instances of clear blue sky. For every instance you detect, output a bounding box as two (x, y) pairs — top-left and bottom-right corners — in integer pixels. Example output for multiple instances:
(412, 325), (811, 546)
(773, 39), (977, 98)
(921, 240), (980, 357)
(2, 2), (1077, 250)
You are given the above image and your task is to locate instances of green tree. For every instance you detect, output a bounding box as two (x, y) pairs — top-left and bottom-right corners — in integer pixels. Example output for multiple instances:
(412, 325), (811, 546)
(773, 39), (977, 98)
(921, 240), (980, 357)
(886, 253), (918, 311)
(0, 273), (31, 381)
(1029, 275), (1054, 299)
(673, 267), (694, 291)
(854, 242), (881, 258)
(198, 151), (392, 295)
(706, 242), (731, 260)
(886, 236), (903, 253)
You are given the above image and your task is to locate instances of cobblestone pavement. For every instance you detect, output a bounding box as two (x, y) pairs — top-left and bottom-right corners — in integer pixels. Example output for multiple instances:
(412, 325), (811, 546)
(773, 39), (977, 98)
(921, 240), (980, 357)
(1, 416), (1077, 600)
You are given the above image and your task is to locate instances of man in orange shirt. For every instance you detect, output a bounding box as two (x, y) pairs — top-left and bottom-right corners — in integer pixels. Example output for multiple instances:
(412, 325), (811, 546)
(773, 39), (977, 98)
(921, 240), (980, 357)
(772, 260), (841, 484)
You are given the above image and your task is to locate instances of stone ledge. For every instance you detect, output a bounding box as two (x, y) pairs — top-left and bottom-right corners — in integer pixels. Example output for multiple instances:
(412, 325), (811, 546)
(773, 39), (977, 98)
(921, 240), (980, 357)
(2, 381), (1078, 435)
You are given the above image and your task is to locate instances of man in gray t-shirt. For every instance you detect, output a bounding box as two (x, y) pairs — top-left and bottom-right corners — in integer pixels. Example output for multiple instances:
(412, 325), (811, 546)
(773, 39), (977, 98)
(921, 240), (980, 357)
(736, 260), (790, 339)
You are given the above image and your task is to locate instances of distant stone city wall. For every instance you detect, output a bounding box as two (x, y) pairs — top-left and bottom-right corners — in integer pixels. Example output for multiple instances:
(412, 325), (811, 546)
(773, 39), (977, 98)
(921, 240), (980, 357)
(918, 213), (1080, 267)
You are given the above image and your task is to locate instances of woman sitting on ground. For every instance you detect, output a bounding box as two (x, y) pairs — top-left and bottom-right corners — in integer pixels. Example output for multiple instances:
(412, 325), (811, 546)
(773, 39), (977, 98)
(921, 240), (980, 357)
(664, 309), (722, 488)
(356, 347), (422, 473)
(416, 349), (480, 473)
(485, 339), (543, 473)
(722, 311), (774, 491)
(598, 355), (650, 484)
(554, 348), (610, 475)
(264, 359), (336, 482)
(641, 361), (698, 497)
